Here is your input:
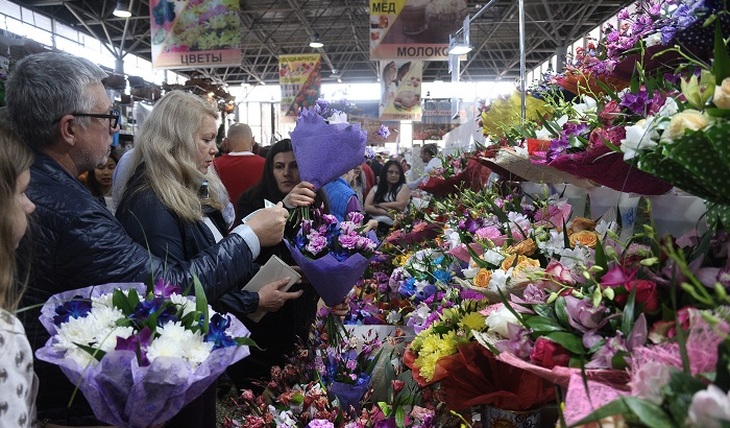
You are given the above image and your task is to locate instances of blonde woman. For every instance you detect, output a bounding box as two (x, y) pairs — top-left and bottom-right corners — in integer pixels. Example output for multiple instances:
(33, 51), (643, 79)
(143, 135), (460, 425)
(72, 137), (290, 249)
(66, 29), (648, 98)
(0, 122), (37, 428)
(115, 91), (301, 428)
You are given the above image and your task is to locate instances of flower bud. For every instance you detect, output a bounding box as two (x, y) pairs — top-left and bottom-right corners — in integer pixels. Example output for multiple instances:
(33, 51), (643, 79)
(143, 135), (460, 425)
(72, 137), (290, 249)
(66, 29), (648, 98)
(681, 70), (715, 109)
(713, 77), (730, 109)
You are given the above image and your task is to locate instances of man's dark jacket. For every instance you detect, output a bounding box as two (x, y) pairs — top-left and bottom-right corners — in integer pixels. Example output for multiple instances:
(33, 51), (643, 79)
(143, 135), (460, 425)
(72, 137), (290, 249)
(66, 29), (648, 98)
(18, 153), (257, 425)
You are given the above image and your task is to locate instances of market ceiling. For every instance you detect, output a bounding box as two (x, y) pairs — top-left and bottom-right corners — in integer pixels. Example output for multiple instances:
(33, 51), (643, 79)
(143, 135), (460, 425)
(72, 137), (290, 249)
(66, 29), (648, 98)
(18, 0), (633, 87)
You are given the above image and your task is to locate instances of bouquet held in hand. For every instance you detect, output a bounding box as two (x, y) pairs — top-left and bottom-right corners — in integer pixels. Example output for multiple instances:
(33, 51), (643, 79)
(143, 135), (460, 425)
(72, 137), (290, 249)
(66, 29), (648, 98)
(287, 211), (379, 306)
(36, 280), (252, 428)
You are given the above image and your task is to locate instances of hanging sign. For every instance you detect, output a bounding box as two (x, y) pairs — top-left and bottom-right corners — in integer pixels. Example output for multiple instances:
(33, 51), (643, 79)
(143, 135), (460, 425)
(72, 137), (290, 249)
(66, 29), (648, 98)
(369, 0), (467, 60)
(379, 60), (422, 121)
(149, 0), (243, 69)
(279, 54), (322, 117)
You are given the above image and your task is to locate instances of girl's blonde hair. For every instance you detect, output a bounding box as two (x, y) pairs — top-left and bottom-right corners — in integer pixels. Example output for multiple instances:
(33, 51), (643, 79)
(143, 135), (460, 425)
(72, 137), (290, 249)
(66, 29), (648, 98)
(118, 91), (228, 222)
(0, 121), (33, 311)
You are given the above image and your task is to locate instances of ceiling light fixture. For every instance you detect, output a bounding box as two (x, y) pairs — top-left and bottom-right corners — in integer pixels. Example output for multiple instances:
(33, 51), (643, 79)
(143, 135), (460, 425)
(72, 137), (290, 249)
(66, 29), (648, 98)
(309, 33), (324, 49)
(447, 16), (472, 55)
(113, 0), (132, 18)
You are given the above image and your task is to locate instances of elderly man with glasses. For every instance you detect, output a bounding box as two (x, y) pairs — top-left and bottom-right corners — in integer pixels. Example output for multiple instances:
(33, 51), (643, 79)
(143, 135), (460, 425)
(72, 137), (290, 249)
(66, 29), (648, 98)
(5, 52), (289, 427)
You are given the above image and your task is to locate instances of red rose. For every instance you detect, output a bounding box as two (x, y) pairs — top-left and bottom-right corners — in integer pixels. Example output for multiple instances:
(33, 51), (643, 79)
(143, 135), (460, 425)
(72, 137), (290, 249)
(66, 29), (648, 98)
(624, 279), (659, 313)
(530, 337), (571, 368)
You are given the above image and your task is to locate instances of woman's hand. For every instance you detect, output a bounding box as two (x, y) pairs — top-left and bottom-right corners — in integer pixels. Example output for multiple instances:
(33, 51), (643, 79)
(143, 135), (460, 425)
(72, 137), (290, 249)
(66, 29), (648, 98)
(257, 278), (304, 312)
(363, 219), (379, 233)
(328, 301), (349, 317)
(282, 181), (317, 208)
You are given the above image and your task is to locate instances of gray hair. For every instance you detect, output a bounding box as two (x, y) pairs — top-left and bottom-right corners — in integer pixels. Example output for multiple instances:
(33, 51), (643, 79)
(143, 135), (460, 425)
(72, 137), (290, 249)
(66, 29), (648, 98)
(5, 52), (108, 151)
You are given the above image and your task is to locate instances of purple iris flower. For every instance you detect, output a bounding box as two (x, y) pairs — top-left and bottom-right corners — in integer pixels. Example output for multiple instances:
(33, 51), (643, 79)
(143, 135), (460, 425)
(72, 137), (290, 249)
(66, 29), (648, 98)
(153, 278), (181, 298)
(116, 326), (153, 366)
(53, 297), (92, 325)
(205, 313), (236, 349)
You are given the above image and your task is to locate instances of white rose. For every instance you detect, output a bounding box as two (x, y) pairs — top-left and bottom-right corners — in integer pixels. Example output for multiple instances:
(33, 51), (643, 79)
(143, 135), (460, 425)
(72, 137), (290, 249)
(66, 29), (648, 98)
(666, 109), (709, 141)
(485, 304), (519, 337)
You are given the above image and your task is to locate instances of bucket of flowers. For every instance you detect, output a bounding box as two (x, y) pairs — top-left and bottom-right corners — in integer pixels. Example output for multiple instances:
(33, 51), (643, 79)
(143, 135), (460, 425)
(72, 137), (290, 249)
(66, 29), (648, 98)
(35, 278), (254, 428)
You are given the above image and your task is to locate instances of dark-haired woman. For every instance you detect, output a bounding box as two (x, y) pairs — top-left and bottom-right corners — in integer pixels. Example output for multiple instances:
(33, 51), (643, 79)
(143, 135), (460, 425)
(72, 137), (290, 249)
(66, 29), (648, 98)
(364, 159), (411, 236)
(231, 138), (329, 392)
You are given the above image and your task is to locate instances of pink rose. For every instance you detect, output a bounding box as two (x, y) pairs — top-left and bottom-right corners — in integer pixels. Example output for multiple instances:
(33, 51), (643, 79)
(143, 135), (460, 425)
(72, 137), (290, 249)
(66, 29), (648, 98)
(545, 260), (575, 287)
(530, 337), (570, 368)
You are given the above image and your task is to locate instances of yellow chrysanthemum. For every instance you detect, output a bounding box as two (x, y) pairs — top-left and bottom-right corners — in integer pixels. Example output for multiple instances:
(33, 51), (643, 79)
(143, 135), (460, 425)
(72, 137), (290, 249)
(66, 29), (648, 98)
(459, 311), (487, 333)
(437, 331), (459, 356)
(419, 333), (442, 356)
(416, 352), (441, 382)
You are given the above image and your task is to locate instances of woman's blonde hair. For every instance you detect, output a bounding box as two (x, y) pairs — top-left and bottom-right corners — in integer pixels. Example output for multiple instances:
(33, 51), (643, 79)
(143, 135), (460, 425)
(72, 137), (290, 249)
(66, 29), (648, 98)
(0, 121), (33, 311)
(119, 91), (228, 222)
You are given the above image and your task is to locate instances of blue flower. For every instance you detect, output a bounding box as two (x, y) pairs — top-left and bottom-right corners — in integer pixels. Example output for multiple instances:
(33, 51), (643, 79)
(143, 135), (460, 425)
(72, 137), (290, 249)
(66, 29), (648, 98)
(433, 269), (452, 285)
(53, 297), (92, 325)
(129, 298), (177, 326)
(205, 313), (236, 349)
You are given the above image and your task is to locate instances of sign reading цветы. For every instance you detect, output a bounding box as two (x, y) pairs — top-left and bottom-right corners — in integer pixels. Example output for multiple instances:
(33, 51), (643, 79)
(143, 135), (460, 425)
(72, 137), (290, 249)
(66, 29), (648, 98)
(149, 0), (243, 69)
(369, 0), (467, 60)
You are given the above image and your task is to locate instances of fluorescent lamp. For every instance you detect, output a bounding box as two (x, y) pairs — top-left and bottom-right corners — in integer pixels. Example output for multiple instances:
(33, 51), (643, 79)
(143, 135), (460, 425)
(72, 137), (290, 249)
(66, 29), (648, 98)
(113, 0), (132, 18)
(447, 44), (472, 55)
(309, 33), (323, 48)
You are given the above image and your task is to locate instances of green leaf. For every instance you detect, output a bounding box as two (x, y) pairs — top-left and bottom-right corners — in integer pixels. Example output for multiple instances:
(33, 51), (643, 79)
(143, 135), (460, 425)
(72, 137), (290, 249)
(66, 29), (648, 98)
(112, 288), (133, 314)
(193, 274), (209, 334)
(532, 303), (555, 319)
(713, 20), (730, 82)
(127, 288), (140, 309)
(715, 339), (730, 390)
(554, 296), (569, 327)
(593, 235), (607, 274)
(524, 316), (566, 333)
(235, 336), (262, 350)
(74, 343), (106, 362)
(545, 332), (585, 354)
(621, 283), (637, 337)
(396, 406), (405, 428)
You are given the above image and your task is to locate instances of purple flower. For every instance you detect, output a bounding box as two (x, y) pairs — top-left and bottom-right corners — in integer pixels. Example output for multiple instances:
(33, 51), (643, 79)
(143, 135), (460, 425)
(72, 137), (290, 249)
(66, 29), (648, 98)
(377, 124), (390, 139)
(115, 326), (153, 366)
(153, 278), (181, 298)
(564, 295), (610, 333)
(53, 297), (91, 325)
(586, 333), (628, 369)
(129, 298), (177, 326)
(338, 234), (360, 251)
(347, 211), (364, 224)
(306, 233), (328, 255)
(307, 419), (335, 428)
(620, 90), (649, 114)
(205, 313), (236, 349)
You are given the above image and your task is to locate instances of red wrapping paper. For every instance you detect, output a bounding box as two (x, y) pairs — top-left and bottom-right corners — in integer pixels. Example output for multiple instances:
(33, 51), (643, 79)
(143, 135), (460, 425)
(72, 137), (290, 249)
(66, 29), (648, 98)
(418, 159), (492, 197)
(544, 141), (672, 195)
(406, 342), (556, 411)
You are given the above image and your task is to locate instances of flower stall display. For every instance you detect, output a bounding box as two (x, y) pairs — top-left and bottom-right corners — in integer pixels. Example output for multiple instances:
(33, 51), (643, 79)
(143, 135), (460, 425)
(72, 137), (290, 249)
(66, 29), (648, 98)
(286, 211), (379, 306)
(36, 280), (252, 428)
(418, 151), (492, 197)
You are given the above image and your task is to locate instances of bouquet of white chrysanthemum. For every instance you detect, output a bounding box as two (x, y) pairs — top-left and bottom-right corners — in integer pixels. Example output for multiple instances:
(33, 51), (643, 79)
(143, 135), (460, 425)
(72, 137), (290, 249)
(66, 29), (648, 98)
(36, 280), (253, 428)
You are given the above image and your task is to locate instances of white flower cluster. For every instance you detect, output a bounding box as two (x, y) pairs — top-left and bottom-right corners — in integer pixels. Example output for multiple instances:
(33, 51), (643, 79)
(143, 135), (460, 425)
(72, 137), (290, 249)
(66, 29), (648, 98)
(52, 290), (217, 369)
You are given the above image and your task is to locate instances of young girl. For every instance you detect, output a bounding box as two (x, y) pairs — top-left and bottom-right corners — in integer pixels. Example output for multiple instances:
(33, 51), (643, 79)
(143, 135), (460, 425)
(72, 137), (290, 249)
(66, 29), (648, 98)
(0, 122), (37, 428)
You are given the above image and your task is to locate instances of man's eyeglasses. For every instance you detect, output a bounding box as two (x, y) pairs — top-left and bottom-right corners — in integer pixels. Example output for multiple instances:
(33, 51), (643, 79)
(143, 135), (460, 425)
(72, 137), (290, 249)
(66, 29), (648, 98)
(53, 110), (121, 129)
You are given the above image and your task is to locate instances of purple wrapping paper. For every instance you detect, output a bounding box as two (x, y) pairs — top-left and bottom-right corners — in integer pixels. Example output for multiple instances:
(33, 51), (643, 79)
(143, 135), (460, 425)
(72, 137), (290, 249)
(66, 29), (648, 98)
(290, 108), (367, 189)
(35, 283), (251, 428)
(285, 241), (373, 307)
(330, 381), (369, 413)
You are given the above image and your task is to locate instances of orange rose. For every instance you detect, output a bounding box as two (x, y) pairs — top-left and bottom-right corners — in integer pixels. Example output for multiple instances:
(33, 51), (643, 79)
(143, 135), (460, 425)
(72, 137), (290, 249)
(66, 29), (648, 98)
(501, 254), (540, 273)
(506, 238), (537, 256)
(569, 230), (599, 248)
(473, 268), (491, 288)
(570, 217), (597, 232)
